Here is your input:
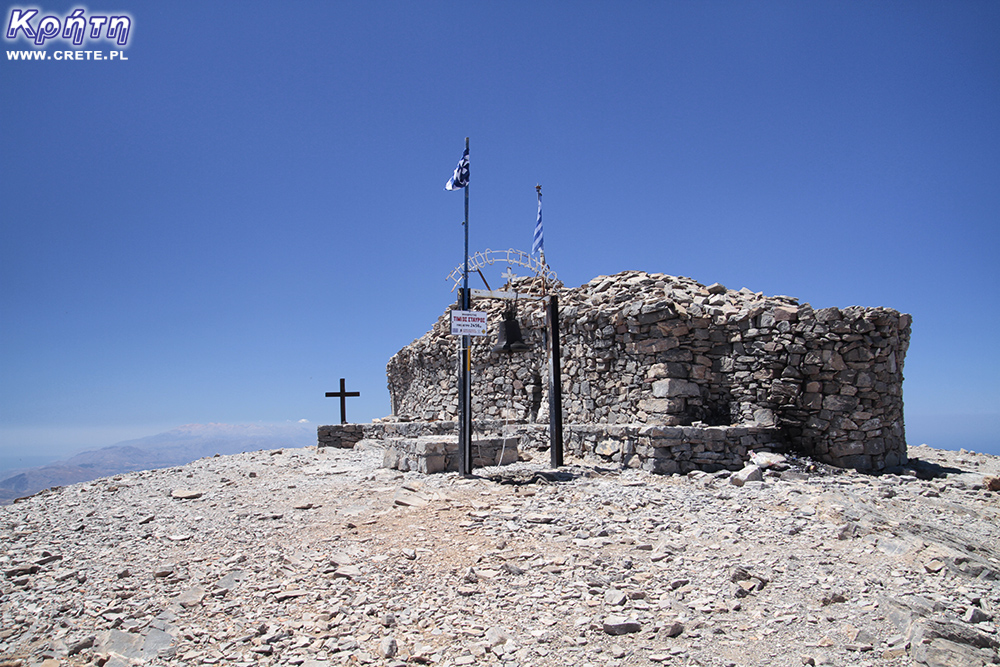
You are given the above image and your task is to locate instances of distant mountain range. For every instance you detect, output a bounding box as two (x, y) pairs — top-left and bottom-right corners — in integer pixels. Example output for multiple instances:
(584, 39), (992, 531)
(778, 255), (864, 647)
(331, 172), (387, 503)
(0, 422), (316, 504)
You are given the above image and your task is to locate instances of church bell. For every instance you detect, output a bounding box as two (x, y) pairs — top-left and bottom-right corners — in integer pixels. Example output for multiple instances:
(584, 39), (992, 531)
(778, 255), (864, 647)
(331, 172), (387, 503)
(492, 305), (530, 353)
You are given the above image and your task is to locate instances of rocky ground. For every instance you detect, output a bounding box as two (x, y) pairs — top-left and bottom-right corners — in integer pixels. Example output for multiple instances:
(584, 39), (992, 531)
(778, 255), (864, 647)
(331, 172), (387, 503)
(1, 442), (999, 667)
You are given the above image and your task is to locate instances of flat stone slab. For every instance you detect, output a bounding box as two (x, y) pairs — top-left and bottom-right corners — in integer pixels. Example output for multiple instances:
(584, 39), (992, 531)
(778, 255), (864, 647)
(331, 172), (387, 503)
(382, 436), (518, 473)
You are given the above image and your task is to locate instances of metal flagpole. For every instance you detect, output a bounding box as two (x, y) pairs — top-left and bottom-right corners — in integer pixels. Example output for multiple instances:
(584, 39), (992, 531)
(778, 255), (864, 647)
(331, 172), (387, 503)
(546, 293), (563, 467)
(460, 137), (472, 475)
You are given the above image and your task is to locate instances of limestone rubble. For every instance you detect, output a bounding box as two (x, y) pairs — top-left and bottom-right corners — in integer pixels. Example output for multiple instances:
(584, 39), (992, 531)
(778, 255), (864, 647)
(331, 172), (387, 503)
(2, 443), (999, 667)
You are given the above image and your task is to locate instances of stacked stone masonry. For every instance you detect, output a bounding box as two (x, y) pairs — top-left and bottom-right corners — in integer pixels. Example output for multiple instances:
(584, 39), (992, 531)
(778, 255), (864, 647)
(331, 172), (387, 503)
(381, 436), (519, 474)
(317, 420), (784, 475)
(372, 272), (910, 473)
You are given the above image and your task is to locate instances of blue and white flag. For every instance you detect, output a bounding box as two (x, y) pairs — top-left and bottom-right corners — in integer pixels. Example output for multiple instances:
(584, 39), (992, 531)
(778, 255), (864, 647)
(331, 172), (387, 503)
(532, 187), (544, 256)
(445, 147), (469, 191)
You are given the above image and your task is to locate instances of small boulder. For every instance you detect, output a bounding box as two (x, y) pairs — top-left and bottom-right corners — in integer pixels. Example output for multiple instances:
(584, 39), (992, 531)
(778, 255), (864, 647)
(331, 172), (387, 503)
(602, 615), (642, 635)
(730, 465), (763, 487)
(379, 636), (398, 659)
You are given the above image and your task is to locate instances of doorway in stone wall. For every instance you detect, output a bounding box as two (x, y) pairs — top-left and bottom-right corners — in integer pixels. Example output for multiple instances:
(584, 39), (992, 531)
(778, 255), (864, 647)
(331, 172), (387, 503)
(704, 385), (736, 426)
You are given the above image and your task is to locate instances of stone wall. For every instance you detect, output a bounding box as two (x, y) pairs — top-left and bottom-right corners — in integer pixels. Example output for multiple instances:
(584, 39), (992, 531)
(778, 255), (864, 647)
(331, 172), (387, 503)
(316, 423), (364, 449)
(381, 436), (518, 474)
(318, 420), (784, 474)
(383, 271), (910, 472)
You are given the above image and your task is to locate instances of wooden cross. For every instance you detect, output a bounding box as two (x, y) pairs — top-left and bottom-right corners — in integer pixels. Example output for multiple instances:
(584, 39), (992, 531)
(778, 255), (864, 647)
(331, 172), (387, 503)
(325, 378), (360, 424)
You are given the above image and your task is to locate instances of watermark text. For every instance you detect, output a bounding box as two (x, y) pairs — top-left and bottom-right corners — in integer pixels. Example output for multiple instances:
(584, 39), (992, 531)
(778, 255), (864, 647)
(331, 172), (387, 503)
(7, 49), (127, 60)
(5, 7), (132, 47)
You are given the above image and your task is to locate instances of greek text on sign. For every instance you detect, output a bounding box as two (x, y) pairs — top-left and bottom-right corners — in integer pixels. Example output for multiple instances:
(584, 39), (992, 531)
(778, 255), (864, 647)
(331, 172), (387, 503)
(451, 310), (488, 336)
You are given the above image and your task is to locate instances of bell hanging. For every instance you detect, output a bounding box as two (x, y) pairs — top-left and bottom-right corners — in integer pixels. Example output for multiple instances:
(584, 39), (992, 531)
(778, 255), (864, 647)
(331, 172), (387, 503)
(492, 307), (529, 353)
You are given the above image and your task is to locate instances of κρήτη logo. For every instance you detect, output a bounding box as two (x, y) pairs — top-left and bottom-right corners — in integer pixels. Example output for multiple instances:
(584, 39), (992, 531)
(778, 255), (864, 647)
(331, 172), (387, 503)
(5, 7), (133, 47)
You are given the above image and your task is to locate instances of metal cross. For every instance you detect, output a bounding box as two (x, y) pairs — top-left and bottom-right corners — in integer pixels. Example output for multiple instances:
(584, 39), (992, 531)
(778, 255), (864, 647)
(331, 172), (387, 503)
(501, 266), (517, 283)
(325, 378), (360, 424)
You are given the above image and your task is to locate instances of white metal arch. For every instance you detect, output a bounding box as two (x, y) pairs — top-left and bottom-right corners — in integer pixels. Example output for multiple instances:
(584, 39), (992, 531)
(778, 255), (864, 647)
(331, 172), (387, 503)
(447, 248), (557, 292)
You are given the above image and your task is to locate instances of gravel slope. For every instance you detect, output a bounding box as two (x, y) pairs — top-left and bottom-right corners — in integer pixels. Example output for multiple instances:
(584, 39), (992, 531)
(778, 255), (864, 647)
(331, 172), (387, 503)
(1, 443), (998, 667)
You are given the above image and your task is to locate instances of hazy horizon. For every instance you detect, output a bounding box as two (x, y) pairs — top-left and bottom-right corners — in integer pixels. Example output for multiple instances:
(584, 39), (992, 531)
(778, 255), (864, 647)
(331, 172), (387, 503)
(2, 411), (997, 478)
(0, 420), (317, 476)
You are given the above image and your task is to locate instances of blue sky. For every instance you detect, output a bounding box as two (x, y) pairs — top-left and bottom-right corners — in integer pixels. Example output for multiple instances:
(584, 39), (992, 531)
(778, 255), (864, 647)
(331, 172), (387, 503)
(2, 1), (998, 468)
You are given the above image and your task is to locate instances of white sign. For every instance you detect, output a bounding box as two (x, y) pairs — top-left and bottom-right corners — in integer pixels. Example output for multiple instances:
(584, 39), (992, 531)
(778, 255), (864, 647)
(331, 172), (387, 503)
(451, 310), (488, 336)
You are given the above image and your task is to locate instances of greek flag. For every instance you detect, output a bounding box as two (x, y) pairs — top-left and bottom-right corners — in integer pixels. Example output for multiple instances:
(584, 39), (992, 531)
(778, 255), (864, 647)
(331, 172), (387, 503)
(532, 188), (543, 256)
(445, 147), (469, 191)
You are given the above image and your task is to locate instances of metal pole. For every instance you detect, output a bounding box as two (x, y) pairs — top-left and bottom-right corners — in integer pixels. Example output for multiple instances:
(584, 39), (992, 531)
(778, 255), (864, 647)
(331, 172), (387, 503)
(463, 137), (470, 309)
(456, 288), (466, 472)
(546, 293), (564, 467)
(461, 137), (472, 475)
